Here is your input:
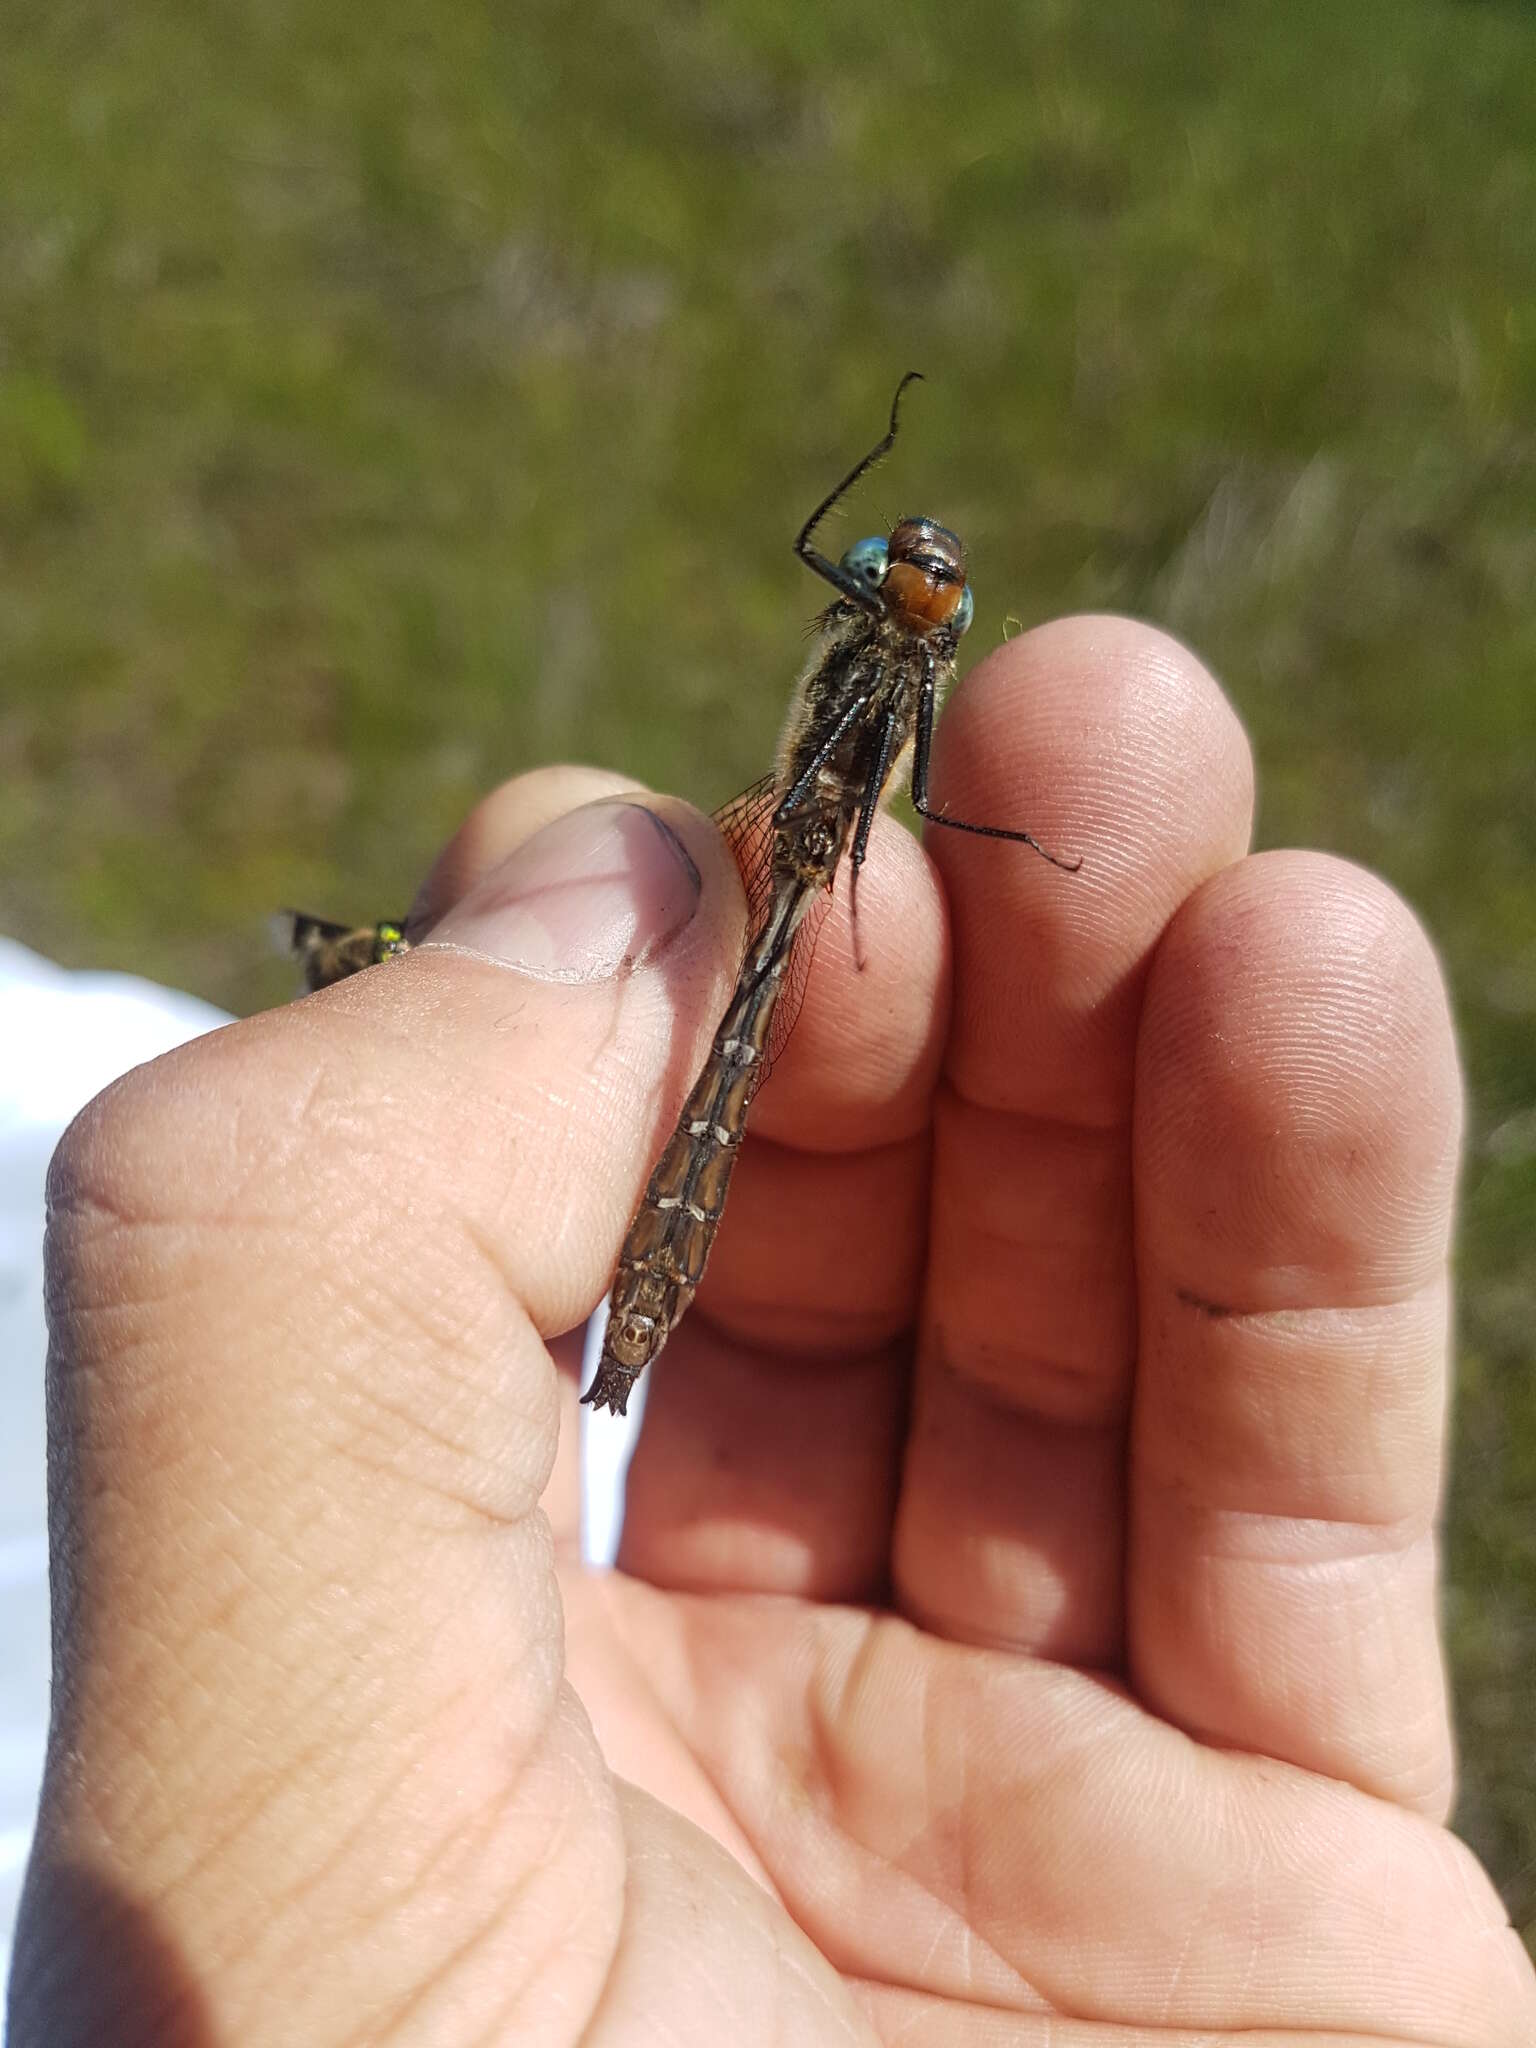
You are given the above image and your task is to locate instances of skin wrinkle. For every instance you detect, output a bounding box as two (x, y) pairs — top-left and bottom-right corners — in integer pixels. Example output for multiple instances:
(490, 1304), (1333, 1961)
(164, 1507), (558, 1884)
(939, 1076), (1135, 1142)
(329, 1439), (543, 1539)
(147, 1703), (411, 1930)
(850, 1817), (1038, 2006)
(585, 1588), (779, 1896)
(853, 1983), (1199, 2042)
(351, 1759), (594, 2047)
(1178, 1504), (1439, 1565)
(921, 1336), (1134, 1432)
(55, 1083), (544, 1501)
(167, 1564), (385, 1744)
(1142, 1297), (1448, 1523)
(1148, 1575), (1446, 1807)
(696, 1294), (915, 1362)
(584, 1789), (870, 2048)
(947, 1210), (1120, 1290)
(728, 1121), (931, 1185)
(454, 1187), (628, 1404)
(920, 1721), (1093, 2020)
(266, 1670), (604, 2043)
(46, 1213), (299, 1319)
(157, 1703), (364, 1892)
(220, 1052), (349, 1223)
(262, 1703), (506, 1948)
(1146, 1286), (1458, 1531)
(326, 938), (730, 1333)
(794, 1624), (1050, 2009)
(334, 1277), (522, 1423)
(704, 1127), (931, 1343)
(197, 1038), (381, 1238)
(893, 1594), (1123, 1671)
(337, 1347), (494, 1472)
(1163, 1267), (1448, 1316)
(932, 1122), (1132, 1311)
(323, 1302), (548, 1515)
(45, 1174), (174, 1239)
(917, 1084), (1138, 1476)
(688, 1304), (912, 1373)
(187, 1561), (270, 1655)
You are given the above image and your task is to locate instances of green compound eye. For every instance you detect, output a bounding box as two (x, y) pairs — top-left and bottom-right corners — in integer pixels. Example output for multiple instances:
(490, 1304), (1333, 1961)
(838, 536), (889, 591)
(953, 583), (974, 636)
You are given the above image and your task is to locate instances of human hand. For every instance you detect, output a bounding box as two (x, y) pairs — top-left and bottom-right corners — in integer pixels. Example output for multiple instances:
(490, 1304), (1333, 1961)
(11, 618), (1533, 2044)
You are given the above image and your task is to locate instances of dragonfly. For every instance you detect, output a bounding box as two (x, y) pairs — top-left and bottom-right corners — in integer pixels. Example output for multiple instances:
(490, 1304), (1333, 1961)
(287, 911), (409, 991)
(283, 374), (1077, 1417)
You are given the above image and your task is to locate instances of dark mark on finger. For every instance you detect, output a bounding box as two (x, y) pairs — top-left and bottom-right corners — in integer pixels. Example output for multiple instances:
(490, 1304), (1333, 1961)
(1176, 1287), (1234, 1319)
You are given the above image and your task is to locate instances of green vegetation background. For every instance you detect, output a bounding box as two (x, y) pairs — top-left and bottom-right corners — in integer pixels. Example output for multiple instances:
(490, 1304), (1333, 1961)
(3, 0), (1532, 1952)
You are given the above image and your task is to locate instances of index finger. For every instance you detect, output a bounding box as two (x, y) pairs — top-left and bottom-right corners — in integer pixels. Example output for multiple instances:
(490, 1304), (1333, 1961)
(894, 615), (1254, 1659)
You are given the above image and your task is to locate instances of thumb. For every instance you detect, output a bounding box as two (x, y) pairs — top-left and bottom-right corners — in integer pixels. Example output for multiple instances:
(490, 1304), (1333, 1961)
(14, 790), (741, 2046)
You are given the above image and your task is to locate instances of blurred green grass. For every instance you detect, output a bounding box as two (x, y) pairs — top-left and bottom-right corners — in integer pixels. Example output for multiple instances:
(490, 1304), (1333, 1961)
(2, 0), (1532, 1948)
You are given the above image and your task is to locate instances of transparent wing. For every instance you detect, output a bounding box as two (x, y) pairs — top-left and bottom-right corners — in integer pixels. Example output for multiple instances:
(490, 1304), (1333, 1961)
(712, 776), (834, 1074)
(713, 775), (778, 939)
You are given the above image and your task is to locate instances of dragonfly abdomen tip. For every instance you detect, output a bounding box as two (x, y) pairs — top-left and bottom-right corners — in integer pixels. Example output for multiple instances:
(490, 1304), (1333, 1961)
(580, 1361), (639, 1416)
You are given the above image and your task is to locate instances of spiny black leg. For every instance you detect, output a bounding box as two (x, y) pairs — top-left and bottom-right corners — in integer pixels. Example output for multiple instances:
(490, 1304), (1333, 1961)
(911, 654), (1082, 873)
(916, 799), (1083, 871)
(793, 372), (923, 614)
(847, 706), (899, 972)
(775, 694), (870, 820)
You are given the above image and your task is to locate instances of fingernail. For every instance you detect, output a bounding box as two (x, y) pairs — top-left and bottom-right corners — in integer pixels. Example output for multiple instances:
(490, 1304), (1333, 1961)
(420, 800), (703, 983)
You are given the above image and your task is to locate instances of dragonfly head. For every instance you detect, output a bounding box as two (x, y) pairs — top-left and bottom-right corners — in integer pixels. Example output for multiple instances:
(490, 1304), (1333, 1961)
(839, 518), (974, 639)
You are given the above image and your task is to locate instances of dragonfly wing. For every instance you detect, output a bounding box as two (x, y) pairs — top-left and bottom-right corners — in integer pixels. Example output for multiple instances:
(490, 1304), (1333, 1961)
(712, 776), (833, 1075)
(712, 774), (779, 938)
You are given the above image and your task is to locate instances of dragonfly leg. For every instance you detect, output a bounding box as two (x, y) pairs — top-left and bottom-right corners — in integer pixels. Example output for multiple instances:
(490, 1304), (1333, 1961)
(774, 693), (870, 820)
(911, 654), (1083, 873)
(847, 705), (899, 973)
(793, 372), (922, 614)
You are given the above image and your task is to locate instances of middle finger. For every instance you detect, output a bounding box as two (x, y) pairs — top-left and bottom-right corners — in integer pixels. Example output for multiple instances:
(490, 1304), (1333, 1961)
(894, 614), (1253, 1661)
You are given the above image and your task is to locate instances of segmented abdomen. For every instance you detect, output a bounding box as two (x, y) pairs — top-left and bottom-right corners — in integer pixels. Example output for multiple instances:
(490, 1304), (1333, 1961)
(584, 874), (818, 1414)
